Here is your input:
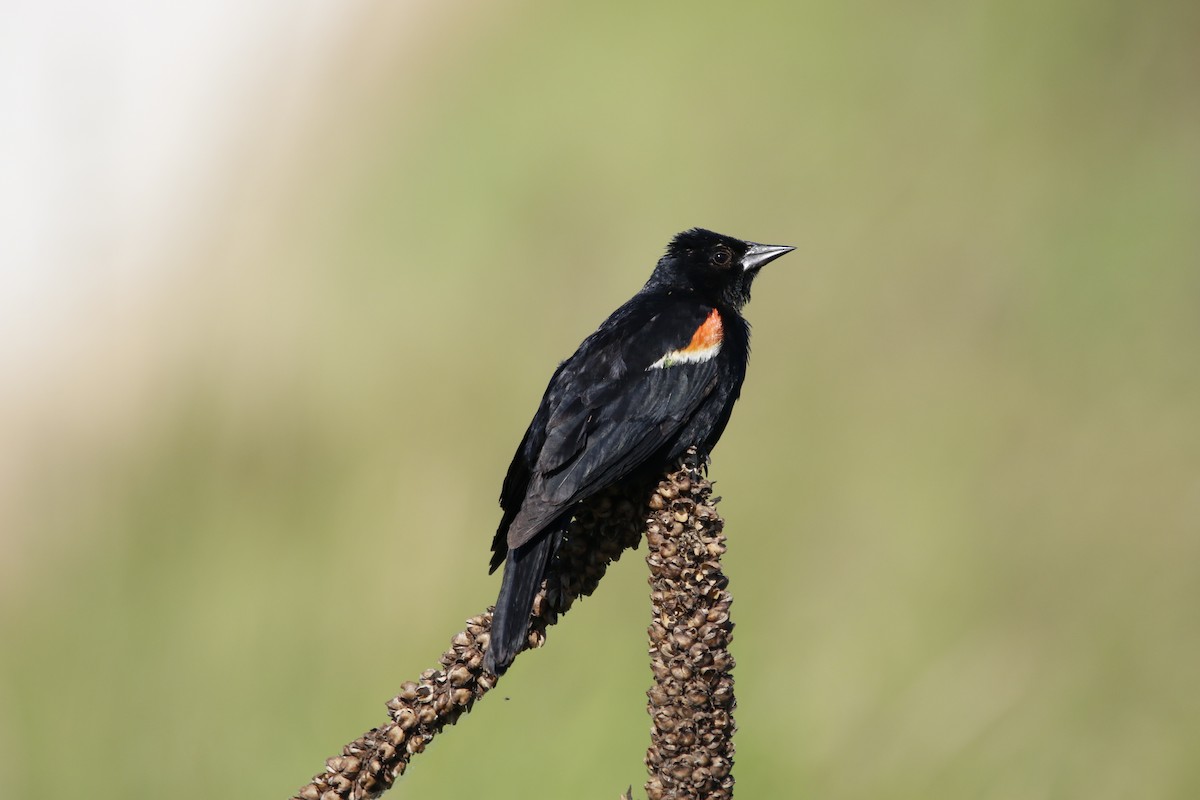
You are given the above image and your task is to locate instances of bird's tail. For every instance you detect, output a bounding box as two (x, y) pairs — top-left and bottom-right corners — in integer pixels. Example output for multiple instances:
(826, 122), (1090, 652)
(484, 523), (564, 675)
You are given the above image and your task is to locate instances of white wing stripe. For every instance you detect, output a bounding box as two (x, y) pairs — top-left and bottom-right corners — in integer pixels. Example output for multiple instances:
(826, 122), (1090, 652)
(648, 341), (722, 370)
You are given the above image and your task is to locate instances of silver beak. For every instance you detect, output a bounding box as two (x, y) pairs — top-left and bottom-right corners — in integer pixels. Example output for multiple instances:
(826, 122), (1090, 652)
(740, 242), (795, 271)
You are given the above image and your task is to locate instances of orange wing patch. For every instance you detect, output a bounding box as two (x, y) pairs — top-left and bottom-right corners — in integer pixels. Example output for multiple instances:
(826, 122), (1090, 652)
(682, 308), (724, 353)
(648, 309), (724, 370)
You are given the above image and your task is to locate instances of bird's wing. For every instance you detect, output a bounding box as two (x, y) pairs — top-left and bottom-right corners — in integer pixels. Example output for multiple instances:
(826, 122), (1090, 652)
(504, 300), (724, 549)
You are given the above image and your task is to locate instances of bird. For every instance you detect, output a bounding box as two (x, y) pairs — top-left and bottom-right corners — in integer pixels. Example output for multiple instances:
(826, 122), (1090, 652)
(484, 228), (793, 675)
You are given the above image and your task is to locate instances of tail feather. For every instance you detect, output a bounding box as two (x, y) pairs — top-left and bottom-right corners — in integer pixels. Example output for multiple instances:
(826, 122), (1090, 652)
(485, 526), (562, 675)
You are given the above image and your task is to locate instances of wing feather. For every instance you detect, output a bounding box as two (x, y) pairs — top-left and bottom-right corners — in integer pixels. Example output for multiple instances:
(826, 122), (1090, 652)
(504, 300), (722, 548)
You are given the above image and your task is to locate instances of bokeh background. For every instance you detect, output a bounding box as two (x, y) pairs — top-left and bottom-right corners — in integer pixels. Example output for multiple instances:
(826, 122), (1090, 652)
(2, 1), (1198, 798)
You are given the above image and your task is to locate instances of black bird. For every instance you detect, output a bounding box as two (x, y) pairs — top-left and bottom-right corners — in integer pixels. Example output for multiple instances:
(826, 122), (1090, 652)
(485, 228), (793, 674)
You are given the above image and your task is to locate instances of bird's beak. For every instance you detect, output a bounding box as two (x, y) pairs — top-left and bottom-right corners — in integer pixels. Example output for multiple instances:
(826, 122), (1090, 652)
(740, 242), (795, 272)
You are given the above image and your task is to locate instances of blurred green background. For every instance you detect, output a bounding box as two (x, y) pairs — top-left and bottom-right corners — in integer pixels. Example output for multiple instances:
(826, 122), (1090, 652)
(3, 1), (1199, 798)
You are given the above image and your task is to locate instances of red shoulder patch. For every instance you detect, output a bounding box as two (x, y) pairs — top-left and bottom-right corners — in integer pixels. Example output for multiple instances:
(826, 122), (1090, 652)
(680, 308), (723, 354)
(648, 309), (724, 370)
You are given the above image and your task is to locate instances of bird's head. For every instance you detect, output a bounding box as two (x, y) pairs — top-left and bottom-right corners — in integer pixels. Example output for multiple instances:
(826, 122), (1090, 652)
(648, 228), (794, 309)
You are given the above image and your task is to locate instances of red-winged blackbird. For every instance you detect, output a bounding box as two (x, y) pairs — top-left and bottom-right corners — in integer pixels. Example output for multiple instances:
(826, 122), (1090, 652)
(485, 228), (793, 674)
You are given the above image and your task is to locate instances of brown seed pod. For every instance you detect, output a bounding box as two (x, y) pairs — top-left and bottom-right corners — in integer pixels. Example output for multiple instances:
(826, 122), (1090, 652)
(393, 708), (417, 731)
(446, 664), (472, 687)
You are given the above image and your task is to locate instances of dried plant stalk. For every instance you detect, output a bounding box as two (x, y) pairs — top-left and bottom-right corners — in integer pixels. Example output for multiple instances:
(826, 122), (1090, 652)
(643, 450), (736, 800)
(290, 451), (735, 800)
(291, 480), (649, 800)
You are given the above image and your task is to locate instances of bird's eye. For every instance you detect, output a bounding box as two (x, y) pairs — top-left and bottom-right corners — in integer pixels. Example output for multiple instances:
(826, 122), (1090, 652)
(712, 247), (732, 267)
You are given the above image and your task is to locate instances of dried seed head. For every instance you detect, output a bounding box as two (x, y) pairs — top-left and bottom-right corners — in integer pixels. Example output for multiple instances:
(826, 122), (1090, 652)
(643, 449), (736, 800)
(296, 470), (669, 800)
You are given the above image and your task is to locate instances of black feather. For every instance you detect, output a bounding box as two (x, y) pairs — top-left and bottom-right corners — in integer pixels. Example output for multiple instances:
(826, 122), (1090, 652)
(482, 229), (790, 673)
